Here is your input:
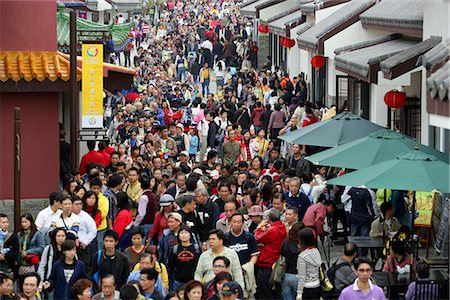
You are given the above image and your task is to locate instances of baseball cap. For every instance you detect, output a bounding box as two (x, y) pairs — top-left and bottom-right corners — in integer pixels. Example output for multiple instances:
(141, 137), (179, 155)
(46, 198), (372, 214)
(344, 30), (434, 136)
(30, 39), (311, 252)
(159, 194), (175, 207)
(248, 205), (264, 217)
(180, 150), (189, 157)
(169, 212), (183, 223)
(162, 169), (172, 177)
(220, 282), (241, 296)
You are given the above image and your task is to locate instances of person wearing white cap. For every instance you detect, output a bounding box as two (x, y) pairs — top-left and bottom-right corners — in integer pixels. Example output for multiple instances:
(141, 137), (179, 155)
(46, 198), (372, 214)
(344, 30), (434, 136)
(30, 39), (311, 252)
(174, 151), (192, 171)
(176, 123), (190, 153)
(147, 194), (176, 243)
(158, 212), (183, 265)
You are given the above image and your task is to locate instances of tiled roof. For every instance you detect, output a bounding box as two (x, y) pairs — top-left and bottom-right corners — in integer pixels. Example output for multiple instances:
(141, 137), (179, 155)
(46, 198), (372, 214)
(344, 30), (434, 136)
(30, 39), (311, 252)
(300, 0), (351, 14)
(268, 9), (303, 36)
(380, 36), (442, 78)
(360, 0), (423, 30)
(57, 11), (132, 53)
(297, 0), (375, 51)
(240, 0), (273, 16)
(335, 37), (417, 78)
(422, 38), (450, 100)
(0, 52), (82, 83)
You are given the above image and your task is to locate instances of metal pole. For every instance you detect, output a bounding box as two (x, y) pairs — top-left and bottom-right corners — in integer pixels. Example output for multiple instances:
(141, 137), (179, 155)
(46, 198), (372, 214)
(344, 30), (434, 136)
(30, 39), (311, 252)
(70, 10), (79, 171)
(13, 107), (21, 232)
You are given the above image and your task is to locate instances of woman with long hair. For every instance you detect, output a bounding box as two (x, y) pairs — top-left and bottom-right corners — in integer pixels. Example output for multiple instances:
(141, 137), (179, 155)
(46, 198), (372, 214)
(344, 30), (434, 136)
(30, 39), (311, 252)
(118, 144), (133, 164)
(114, 192), (133, 251)
(16, 213), (45, 284)
(82, 191), (101, 228)
(296, 228), (322, 300)
(162, 101), (174, 126)
(168, 226), (201, 291)
(280, 223), (301, 300)
(37, 228), (67, 291)
(42, 240), (87, 300)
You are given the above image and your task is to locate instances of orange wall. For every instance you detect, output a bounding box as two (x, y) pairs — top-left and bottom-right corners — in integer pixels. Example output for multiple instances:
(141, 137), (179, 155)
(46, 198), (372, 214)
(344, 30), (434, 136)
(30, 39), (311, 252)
(0, 0), (56, 51)
(0, 93), (60, 200)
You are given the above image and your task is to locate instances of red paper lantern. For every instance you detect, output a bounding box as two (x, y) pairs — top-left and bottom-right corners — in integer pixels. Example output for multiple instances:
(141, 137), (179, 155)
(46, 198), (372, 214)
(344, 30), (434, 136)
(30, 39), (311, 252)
(384, 90), (406, 108)
(280, 37), (295, 48)
(311, 55), (326, 68)
(258, 25), (268, 33)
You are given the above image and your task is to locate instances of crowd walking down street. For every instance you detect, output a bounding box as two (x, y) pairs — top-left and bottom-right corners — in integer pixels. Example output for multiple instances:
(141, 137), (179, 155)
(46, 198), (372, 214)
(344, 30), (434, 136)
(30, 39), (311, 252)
(0, 1), (449, 300)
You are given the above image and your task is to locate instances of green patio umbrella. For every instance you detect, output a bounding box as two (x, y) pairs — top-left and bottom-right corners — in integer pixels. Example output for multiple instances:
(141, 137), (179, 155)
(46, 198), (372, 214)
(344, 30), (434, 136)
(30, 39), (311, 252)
(327, 148), (450, 234)
(279, 112), (383, 147)
(306, 129), (449, 169)
(326, 148), (450, 192)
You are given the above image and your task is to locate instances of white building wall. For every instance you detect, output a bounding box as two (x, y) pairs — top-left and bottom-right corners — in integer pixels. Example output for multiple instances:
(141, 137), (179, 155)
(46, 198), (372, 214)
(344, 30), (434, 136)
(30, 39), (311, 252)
(421, 0), (450, 146)
(323, 21), (386, 103)
(370, 71), (413, 127)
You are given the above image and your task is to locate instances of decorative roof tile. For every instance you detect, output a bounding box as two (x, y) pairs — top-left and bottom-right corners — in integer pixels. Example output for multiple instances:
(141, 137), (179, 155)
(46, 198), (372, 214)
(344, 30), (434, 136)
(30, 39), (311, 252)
(0, 52), (81, 83)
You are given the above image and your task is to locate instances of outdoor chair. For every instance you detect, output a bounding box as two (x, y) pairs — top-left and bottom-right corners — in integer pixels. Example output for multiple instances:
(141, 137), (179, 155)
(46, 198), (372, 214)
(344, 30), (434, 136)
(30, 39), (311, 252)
(414, 279), (439, 300)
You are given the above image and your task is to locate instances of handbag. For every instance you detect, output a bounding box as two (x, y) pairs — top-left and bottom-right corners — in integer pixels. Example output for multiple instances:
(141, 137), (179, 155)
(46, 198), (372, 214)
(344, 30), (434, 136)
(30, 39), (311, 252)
(319, 263), (333, 292)
(269, 255), (286, 284)
(18, 265), (36, 276)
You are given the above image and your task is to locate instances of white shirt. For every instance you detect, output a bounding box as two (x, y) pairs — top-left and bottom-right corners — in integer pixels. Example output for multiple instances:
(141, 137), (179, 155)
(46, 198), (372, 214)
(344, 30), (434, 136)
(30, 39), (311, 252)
(198, 119), (210, 136)
(201, 40), (213, 52)
(35, 206), (62, 230)
(75, 211), (97, 245)
(341, 186), (378, 215)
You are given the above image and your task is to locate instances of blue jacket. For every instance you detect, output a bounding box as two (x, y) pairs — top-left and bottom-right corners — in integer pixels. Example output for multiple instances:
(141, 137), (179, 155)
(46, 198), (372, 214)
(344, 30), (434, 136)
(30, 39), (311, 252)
(17, 230), (45, 256)
(48, 259), (87, 300)
(158, 229), (178, 265)
(284, 192), (311, 222)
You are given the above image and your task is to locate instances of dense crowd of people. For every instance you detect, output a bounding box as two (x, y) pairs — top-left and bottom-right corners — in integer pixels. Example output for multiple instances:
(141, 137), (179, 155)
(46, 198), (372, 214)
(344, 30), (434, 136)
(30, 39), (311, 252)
(0, 1), (431, 300)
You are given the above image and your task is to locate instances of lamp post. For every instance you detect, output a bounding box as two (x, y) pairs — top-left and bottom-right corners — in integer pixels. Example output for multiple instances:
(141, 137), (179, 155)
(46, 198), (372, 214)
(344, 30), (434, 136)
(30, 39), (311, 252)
(13, 107), (21, 232)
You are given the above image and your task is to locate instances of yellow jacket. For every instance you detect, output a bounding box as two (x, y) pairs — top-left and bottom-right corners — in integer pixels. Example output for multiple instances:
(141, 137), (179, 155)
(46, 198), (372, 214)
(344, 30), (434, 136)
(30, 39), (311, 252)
(97, 193), (109, 231)
(133, 260), (169, 290)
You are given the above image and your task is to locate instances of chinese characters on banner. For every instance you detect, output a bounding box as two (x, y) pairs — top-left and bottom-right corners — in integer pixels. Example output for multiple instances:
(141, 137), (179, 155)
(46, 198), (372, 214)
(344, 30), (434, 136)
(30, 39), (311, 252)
(81, 44), (103, 128)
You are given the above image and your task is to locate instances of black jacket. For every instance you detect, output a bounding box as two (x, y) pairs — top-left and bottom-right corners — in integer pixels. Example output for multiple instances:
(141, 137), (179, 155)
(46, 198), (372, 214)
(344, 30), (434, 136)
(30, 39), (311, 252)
(91, 251), (130, 290)
(197, 199), (220, 242)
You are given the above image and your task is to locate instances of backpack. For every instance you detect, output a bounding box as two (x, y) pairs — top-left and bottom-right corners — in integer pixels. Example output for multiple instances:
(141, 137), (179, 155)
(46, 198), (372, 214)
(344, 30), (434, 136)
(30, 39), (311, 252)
(300, 185), (314, 204)
(295, 157), (313, 178)
(326, 260), (351, 293)
(172, 243), (201, 256)
(214, 120), (226, 146)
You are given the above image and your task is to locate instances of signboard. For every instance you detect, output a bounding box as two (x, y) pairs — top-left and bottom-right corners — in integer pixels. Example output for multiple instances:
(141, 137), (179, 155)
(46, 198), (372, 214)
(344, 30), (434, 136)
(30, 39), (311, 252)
(81, 44), (103, 128)
(414, 191), (435, 227)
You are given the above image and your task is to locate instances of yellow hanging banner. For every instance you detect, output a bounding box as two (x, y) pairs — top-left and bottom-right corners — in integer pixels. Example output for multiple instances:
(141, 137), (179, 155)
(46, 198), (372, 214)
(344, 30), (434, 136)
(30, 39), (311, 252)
(81, 44), (103, 128)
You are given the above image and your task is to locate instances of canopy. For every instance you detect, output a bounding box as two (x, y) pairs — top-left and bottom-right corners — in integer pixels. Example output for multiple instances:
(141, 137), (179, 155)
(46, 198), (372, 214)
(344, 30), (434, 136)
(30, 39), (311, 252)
(306, 129), (449, 169)
(327, 148), (450, 193)
(279, 111), (383, 147)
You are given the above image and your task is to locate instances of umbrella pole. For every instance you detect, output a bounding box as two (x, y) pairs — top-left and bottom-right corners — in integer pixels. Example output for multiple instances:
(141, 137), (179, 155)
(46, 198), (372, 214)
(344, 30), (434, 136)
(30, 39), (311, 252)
(411, 191), (417, 258)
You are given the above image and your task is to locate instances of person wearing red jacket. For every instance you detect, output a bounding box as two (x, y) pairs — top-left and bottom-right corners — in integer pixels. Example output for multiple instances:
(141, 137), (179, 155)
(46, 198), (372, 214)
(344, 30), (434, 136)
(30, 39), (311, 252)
(79, 141), (108, 176)
(114, 192), (133, 251)
(302, 200), (336, 240)
(254, 208), (287, 299)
